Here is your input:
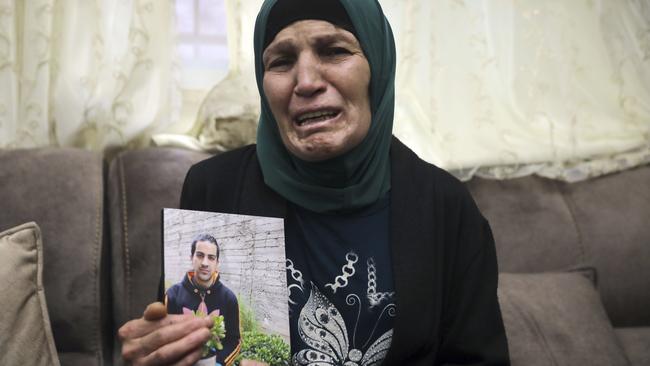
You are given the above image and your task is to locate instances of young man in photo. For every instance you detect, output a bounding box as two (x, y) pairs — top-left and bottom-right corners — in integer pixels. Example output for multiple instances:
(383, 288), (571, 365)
(165, 234), (241, 366)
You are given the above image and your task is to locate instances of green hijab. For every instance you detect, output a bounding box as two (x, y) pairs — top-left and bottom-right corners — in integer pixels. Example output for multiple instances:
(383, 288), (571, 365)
(254, 0), (396, 213)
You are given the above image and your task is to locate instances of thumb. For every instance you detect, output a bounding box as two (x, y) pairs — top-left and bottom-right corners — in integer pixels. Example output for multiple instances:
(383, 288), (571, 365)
(143, 302), (167, 321)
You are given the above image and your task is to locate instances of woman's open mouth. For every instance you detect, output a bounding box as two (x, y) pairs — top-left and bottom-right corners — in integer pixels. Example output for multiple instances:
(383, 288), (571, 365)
(294, 109), (341, 126)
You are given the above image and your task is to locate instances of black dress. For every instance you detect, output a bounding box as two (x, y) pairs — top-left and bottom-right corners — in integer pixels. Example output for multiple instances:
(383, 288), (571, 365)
(179, 137), (510, 365)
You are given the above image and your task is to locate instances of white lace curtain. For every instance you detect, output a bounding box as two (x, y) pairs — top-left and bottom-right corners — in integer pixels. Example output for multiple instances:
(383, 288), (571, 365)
(2, 0), (649, 181)
(0, 0), (179, 150)
(386, 0), (650, 181)
(177, 0), (650, 181)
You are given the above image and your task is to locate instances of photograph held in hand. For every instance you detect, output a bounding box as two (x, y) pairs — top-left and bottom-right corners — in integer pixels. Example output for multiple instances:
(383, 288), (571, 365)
(162, 209), (289, 366)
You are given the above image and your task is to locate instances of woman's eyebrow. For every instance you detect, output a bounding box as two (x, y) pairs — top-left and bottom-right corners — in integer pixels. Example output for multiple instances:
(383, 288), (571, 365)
(312, 33), (357, 47)
(263, 39), (296, 61)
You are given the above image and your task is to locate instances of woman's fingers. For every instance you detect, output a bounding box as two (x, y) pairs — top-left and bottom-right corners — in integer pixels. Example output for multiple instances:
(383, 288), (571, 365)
(119, 302), (181, 342)
(121, 315), (212, 362)
(119, 313), (200, 341)
(143, 302), (168, 320)
(118, 301), (216, 365)
(136, 326), (211, 366)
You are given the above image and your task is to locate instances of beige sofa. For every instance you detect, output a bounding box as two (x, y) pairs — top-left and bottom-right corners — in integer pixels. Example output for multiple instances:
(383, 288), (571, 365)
(0, 147), (648, 365)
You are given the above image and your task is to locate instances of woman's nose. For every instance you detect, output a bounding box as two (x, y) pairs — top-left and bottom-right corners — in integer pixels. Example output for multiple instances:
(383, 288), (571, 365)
(294, 54), (326, 97)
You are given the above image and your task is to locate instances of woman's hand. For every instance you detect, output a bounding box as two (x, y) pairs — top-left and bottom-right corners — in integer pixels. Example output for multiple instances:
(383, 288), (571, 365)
(118, 302), (213, 366)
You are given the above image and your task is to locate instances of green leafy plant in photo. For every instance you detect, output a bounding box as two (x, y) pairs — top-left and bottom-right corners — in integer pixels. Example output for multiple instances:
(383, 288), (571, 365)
(206, 314), (226, 357)
(238, 300), (260, 333)
(234, 299), (290, 365)
(190, 309), (226, 358)
(234, 331), (291, 366)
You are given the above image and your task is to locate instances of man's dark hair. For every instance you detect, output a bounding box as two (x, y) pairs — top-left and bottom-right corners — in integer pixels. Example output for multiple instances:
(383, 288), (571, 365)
(190, 233), (219, 259)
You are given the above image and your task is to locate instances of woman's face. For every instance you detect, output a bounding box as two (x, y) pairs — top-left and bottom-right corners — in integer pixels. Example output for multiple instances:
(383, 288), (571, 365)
(262, 20), (371, 162)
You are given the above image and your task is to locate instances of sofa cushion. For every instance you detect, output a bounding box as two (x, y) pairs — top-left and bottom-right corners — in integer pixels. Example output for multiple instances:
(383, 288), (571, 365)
(0, 148), (108, 365)
(560, 164), (650, 327)
(466, 176), (584, 273)
(0, 222), (60, 366)
(499, 271), (630, 366)
(615, 327), (650, 366)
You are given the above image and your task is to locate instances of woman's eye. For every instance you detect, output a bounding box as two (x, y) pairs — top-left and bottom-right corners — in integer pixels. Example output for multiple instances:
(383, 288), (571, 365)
(323, 47), (350, 57)
(267, 57), (293, 70)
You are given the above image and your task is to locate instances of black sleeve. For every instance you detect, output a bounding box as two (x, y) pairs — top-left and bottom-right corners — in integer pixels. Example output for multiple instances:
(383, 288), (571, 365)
(179, 146), (257, 214)
(437, 213), (510, 366)
(216, 293), (242, 366)
(180, 164), (205, 211)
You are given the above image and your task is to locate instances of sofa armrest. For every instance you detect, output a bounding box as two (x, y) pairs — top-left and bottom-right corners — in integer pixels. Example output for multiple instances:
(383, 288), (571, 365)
(0, 148), (108, 366)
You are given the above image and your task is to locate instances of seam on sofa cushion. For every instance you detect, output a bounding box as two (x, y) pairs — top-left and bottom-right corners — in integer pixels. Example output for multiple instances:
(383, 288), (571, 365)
(118, 154), (132, 319)
(555, 180), (587, 264)
(92, 154), (103, 365)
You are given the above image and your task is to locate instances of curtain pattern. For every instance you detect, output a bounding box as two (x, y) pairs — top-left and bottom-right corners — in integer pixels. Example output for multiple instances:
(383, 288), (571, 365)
(385, 0), (650, 181)
(0, 0), (179, 150)
(2, 0), (649, 181)
(185, 0), (650, 181)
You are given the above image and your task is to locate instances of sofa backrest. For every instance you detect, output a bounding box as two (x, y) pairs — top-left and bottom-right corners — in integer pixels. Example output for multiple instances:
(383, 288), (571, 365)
(109, 147), (650, 361)
(466, 177), (584, 272)
(467, 164), (650, 328)
(559, 165), (650, 328)
(0, 148), (109, 366)
(8, 146), (645, 364)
